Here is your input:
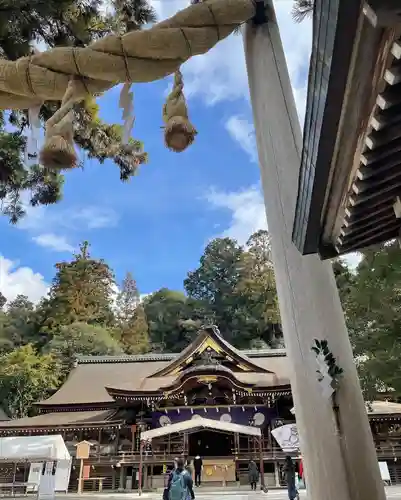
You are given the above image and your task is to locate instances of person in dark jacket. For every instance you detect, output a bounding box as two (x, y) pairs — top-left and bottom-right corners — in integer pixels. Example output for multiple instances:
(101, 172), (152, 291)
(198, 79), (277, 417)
(248, 459), (259, 491)
(193, 456), (203, 487)
(283, 456), (298, 500)
(165, 458), (195, 500)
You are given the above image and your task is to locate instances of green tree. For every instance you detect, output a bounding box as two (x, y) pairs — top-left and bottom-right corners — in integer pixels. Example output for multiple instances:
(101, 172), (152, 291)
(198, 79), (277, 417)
(184, 231), (281, 347)
(48, 322), (122, 366)
(144, 289), (209, 352)
(233, 230), (281, 347)
(0, 295), (38, 348)
(0, 292), (6, 310)
(292, 0), (314, 22)
(0, 0), (156, 222)
(332, 258), (355, 305)
(0, 344), (61, 418)
(344, 243), (401, 399)
(40, 241), (116, 332)
(116, 272), (140, 323)
(123, 304), (150, 354)
(115, 272), (150, 353)
(184, 237), (243, 340)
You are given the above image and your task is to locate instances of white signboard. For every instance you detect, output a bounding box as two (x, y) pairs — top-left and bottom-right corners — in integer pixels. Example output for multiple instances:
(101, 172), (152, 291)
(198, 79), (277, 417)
(378, 461), (391, 483)
(38, 462), (56, 500)
(271, 423), (300, 454)
(28, 460), (72, 493)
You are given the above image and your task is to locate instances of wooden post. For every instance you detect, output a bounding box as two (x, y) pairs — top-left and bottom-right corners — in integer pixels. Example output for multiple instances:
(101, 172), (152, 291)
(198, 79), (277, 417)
(258, 437), (265, 490)
(243, 4), (386, 500)
(78, 459), (83, 495)
(138, 441), (144, 496)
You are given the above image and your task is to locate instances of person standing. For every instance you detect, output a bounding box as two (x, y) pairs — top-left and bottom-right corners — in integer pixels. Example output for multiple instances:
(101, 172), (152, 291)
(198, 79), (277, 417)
(193, 455), (203, 487)
(283, 456), (298, 500)
(166, 457), (195, 500)
(248, 459), (259, 491)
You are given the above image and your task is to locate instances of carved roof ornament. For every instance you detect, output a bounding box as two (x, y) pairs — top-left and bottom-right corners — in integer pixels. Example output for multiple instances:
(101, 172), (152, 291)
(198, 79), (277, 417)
(199, 347), (220, 366)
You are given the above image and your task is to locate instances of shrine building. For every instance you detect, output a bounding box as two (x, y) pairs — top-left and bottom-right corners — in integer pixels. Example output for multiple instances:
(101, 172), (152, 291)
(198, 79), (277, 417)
(0, 326), (401, 491)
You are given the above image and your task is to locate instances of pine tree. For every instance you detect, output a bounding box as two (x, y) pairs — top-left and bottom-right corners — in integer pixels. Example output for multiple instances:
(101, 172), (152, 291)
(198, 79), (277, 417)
(116, 272), (140, 323)
(116, 272), (149, 353)
(0, 293), (6, 310)
(124, 304), (150, 354)
(40, 241), (116, 331)
(0, 0), (156, 222)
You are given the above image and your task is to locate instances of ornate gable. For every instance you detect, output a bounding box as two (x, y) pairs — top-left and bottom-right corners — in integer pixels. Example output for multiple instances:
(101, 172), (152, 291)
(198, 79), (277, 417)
(149, 325), (271, 377)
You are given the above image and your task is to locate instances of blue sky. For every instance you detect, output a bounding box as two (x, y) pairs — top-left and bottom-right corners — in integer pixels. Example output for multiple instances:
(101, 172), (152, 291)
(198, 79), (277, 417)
(0, 1), (313, 303)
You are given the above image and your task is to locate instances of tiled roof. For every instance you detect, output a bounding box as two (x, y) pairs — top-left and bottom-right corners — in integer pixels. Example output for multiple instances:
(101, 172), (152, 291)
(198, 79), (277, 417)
(368, 401), (401, 415)
(0, 410), (121, 430)
(0, 408), (10, 421)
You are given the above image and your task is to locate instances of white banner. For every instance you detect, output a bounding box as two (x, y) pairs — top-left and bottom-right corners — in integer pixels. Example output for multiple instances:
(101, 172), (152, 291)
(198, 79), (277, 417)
(38, 462), (56, 500)
(28, 459), (72, 493)
(271, 423), (300, 453)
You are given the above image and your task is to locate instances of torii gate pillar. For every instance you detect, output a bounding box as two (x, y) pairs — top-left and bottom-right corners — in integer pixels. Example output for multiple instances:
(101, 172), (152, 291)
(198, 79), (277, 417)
(243, 4), (386, 500)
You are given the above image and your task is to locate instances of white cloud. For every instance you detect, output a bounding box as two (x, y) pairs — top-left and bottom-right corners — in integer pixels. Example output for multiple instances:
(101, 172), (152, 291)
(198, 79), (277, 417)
(206, 186), (267, 244)
(32, 234), (75, 253)
(0, 256), (49, 304)
(152, 0), (312, 118)
(225, 116), (257, 162)
(16, 198), (118, 252)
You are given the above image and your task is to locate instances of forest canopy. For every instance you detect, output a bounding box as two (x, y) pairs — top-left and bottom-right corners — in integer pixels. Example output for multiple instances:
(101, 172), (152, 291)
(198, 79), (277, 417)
(1, 234), (401, 418)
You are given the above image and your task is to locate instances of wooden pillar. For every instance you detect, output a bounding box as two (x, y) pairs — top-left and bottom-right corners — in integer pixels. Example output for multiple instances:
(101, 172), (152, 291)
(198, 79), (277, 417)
(258, 437), (265, 490)
(115, 428), (120, 455)
(118, 466), (124, 492)
(138, 441), (144, 496)
(98, 429), (102, 457)
(112, 467), (116, 490)
(143, 465), (148, 491)
(274, 462), (280, 487)
(243, 4), (386, 500)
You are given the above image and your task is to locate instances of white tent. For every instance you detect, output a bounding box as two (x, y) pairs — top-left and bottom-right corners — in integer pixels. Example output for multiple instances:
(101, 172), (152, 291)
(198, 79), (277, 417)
(140, 416), (261, 441)
(0, 435), (70, 461)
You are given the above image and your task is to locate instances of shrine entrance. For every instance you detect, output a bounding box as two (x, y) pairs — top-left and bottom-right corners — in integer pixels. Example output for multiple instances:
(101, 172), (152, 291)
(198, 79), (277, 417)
(189, 429), (233, 457)
(139, 416), (265, 495)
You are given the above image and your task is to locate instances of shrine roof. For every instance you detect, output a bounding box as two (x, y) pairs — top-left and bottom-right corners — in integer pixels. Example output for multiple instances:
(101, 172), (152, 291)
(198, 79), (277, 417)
(35, 328), (290, 408)
(0, 408), (9, 422)
(368, 401), (401, 417)
(0, 409), (122, 433)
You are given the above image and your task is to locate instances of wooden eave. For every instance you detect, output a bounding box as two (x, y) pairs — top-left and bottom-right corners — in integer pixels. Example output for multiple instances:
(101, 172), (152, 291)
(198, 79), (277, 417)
(369, 413), (401, 422)
(332, 35), (401, 254)
(106, 382), (292, 402)
(292, 0), (401, 257)
(0, 409), (125, 434)
(35, 402), (118, 412)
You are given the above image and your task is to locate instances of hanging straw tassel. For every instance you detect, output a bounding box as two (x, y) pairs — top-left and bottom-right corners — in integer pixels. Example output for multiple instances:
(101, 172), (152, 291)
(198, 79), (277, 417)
(119, 83), (135, 144)
(163, 70), (197, 152)
(40, 79), (86, 170)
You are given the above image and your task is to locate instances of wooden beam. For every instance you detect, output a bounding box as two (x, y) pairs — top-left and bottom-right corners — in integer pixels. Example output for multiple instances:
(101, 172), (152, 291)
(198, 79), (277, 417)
(361, 136), (401, 165)
(364, 1), (401, 27)
(392, 41), (401, 59)
(343, 203), (391, 227)
(348, 179), (401, 207)
(338, 214), (397, 245)
(340, 211), (394, 237)
(385, 64), (401, 86)
(370, 102), (401, 130)
(357, 150), (401, 180)
(353, 165), (401, 194)
(365, 119), (401, 149)
(376, 82), (401, 110)
(338, 223), (400, 252)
